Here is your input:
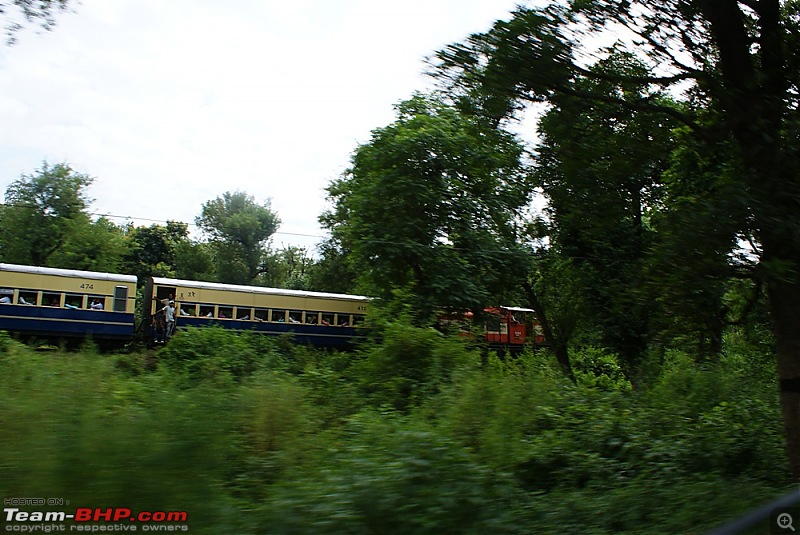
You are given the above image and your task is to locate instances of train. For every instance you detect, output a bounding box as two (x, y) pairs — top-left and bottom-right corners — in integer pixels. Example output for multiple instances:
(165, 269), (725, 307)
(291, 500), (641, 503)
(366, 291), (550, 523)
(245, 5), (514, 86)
(0, 262), (541, 349)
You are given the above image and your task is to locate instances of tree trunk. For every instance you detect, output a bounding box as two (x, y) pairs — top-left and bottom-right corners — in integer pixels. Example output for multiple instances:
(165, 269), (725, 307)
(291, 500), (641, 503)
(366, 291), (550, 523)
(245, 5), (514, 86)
(701, 0), (797, 480)
(522, 280), (575, 381)
(766, 277), (800, 481)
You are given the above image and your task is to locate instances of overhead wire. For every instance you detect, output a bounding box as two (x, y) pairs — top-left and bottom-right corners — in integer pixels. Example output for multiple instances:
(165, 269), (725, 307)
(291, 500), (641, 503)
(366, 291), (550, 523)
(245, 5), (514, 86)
(0, 201), (328, 241)
(0, 200), (543, 256)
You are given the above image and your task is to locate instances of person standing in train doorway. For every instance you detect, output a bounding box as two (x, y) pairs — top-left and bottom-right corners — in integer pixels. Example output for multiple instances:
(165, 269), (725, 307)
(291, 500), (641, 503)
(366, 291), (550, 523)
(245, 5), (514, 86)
(153, 309), (165, 343)
(163, 300), (176, 340)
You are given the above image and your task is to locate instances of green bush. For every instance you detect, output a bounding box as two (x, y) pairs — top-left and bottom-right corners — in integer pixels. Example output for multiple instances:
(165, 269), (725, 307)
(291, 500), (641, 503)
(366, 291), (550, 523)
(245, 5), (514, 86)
(0, 348), (238, 533)
(226, 371), (322, 502)
(571, 345), (632, 392)
(0, 320), (790, 534)
(157, 326), (260, 384)
(351, 318), (479, 412)
(0, 330), (13, 354)
(253, 412), (519, 534)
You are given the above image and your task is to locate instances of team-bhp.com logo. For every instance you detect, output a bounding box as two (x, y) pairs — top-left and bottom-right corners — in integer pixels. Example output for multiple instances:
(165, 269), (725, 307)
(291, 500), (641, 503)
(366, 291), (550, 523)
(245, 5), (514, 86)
(4, 506), (189, 532)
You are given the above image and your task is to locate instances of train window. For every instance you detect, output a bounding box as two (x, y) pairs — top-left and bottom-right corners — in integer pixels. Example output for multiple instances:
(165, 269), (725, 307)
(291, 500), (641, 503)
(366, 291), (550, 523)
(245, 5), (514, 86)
(88, 296), (105, 310)
(218, 306), (233, 319)
(288, 311), (303, 324)
(199, 305), (215, 318)
(18, 291), (37, 305)
(337, 314), (351, 327)
(352, 315), (365, 326)
(254, 308), (268, 321)
(65, 294), (84, 309)
(113, 286), (128, 313)
(156, 287), (176, 304)
(236, 308), (251, 320)
(179, 303), (198, 317)
(0, 289), (12, 304)
(321, 313), (335, 326)
(43, 292), (62, 307)
(270, 309), (286, 322)
(485, 315), (501, 332)
(305, 312), (319, 324)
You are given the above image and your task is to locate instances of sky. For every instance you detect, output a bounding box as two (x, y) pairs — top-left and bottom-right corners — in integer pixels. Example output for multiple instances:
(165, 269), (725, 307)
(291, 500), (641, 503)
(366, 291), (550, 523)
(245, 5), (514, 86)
(0, 0), (525, 253)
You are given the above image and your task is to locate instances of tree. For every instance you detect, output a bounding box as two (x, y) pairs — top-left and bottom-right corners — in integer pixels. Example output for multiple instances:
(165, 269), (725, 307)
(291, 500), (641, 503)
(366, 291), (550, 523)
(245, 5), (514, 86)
(646, 124), (751, 357)
(173, 240), (215, 282)
(433, 0), (800, 479)
(533, 52), (679, 373)
(306, 237), (359, 294)
(1, 0), (74, 44)
(48, 216), (128, 273)
(323, 93), (532, 322)
(260, 245), (314, 290)
(195, 191), (280, 285)
(122, 221), (191, 283)
(0, 162), (94, 266)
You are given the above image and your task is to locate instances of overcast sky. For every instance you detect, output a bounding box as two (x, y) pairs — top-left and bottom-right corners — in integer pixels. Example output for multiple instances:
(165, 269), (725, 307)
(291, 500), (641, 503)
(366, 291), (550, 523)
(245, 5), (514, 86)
(0, 0), (524, 253)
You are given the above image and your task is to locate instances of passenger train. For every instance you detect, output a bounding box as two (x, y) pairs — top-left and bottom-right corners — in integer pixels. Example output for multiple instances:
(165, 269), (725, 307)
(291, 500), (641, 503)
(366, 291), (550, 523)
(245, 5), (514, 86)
(0, 262), (541, 349)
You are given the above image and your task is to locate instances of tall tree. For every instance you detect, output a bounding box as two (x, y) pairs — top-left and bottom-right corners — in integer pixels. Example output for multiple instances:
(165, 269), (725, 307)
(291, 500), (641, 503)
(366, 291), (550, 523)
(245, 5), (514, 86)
(173, 240), (215, 283)
(534, 52), (678, 372)
(433, 0), (800, 479)
(323, 93), (532, 322)
(49, 216), (128, 273)
(646, 124), (751, 356)
(196, 191), (280, 285)
(0, 162), (94, 266)
(122, 221), (191, 283)
(1, 0), (74, 44)
(260, 245), (314, 290)
(306, 237), (359, 294)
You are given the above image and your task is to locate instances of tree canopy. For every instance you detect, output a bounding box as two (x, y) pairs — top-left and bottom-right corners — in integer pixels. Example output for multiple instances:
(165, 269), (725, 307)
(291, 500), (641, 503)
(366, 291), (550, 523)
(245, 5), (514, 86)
(1, 162), (95, 266)
(432, 0), (800, 479)
(1, 0), (74, 44)
(196, 191), (281, 285)
(323, 93), (533, 321)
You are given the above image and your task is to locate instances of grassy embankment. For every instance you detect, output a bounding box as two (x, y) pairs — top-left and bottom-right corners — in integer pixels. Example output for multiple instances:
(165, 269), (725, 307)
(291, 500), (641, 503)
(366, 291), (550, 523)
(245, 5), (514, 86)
(0, 324), (792, 534)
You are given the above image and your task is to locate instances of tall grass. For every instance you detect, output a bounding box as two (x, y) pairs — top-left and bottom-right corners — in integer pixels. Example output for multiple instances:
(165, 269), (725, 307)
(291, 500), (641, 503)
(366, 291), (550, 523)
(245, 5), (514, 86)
(0, 325), (792, 533)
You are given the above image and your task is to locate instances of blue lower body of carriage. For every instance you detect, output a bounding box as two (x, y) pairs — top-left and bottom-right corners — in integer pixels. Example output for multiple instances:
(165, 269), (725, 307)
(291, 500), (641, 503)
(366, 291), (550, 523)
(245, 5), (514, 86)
(0, 305), (134, 339)
(167, 317), (365, 347)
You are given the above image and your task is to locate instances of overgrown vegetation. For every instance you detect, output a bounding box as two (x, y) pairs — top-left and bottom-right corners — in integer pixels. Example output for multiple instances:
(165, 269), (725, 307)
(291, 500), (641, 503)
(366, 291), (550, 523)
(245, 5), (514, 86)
(0, 325), (791, 534)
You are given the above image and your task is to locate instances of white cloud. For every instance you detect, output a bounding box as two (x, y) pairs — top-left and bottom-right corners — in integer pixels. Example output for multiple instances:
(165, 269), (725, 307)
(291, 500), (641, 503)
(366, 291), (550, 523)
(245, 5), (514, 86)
(0, 0), (521, 252)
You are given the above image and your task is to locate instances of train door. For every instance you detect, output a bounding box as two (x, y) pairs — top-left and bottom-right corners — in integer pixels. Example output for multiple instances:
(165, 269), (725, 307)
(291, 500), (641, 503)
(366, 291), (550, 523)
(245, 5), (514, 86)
(155, 286), (176, 306)
(149, 284), (176, 343)
(485, 306), (536, 349)
(504, 307), (527, 346)
(484, 308), (505, 344)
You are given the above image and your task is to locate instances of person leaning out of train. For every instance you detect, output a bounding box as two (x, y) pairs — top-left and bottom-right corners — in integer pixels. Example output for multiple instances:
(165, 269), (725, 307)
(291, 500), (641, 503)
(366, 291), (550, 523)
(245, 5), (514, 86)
(162, 300), (176, 340)
(90, 298), (103, 310)
(0, 295), (10, 304)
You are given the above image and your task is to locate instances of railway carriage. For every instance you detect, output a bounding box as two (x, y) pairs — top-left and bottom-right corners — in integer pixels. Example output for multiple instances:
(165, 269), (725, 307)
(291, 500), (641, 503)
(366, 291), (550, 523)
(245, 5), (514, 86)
(0, 263), (137, 340)
(484, 306), (545, 347)
(144, 276), (370, 347)
(0, 262), (542, 351)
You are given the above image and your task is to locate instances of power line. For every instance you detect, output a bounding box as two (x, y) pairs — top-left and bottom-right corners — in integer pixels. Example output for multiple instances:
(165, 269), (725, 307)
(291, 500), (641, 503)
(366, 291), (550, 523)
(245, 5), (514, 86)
(0, 201), (540, 255)
(0, 201), (329, 241)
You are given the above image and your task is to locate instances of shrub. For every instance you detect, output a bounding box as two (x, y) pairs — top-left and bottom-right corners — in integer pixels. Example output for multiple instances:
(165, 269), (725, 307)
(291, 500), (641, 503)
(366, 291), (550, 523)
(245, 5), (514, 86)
(0, 330), (13, 354)
(157, 327), (259, 384)
(351, 318), (479, 412)
(253, 412), (518, 534)
(570, 346), (632, 392)
(0, 348), (237, 533)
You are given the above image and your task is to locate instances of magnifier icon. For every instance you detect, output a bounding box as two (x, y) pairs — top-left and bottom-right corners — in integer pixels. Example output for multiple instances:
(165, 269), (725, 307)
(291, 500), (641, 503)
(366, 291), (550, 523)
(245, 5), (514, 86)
(778, 512), (796, 532)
